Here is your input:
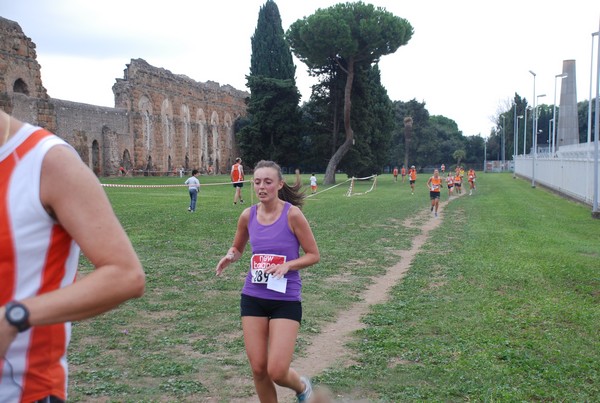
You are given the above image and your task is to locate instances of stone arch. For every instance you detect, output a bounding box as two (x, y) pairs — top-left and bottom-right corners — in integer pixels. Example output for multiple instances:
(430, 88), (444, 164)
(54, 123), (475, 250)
(181, 104), (190, 149)
(161, 98), (173, 151)
(122, 149), (133, 171)
(224, 113), (233, 167)
(92, 140), (100, 176)
(13, 78), (29, 95)
(210, 111), (220, 174)
(145, 155), (153, 176)
(197, 109), (208, 172)
(138, 95), (153, 151)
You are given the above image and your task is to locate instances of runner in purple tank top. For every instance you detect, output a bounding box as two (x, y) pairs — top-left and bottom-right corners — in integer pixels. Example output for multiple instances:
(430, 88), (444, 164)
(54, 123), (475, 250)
(216, 160), (320, 402)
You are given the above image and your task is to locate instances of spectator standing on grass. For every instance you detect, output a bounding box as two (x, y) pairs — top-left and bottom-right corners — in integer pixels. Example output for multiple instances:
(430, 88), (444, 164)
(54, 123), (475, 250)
(185, 169), (200, 212)
(309, 173), (318, 194)
(0, 110), (145, 402)
(231, 157), (245, 205)
(408, 165), (417, 194)
(427, 169), (442, 217)
(216, 160), (320, 403)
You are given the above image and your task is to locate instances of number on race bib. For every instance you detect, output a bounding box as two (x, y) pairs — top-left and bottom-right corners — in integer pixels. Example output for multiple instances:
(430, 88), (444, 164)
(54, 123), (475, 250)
(250, 254), (286, 284)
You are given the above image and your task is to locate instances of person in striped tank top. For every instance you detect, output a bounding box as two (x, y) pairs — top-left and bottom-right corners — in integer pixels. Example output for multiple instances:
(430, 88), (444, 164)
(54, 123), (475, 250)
(0, 110), (145, 402)
(216, 160), (320, 402)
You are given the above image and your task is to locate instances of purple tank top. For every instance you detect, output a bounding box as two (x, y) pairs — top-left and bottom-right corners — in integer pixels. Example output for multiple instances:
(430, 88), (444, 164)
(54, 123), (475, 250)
(241, 202), (302, 301)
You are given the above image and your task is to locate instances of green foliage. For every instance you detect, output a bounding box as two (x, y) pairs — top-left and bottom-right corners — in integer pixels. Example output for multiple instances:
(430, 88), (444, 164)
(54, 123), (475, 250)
(287, 2), (413, 68)
(339, 65), (395, 176)
(237, 76), (302, 167)
(250, 0), (295, 80)
(287, 2), (413, 182)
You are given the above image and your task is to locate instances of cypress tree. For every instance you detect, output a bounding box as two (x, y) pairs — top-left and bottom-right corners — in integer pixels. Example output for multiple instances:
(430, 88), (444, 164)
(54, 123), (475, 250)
(238, 0), (303, 168)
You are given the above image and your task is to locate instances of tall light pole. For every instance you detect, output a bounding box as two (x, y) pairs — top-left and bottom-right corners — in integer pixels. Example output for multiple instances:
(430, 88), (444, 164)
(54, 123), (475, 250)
(533, 93), (546, 186)
(484, 138), (487, 172)
(516, 115), (523, 156)
(588, 32), (598, 145)
(553, 73), (567, 155)
(501, 115), (506, 170)
(514, 114), (523, 179)
(523, 107), (530, 155)
(549, 118), (554, 153)
(593, 23), (600, 216)
(529, 70), (537, 187)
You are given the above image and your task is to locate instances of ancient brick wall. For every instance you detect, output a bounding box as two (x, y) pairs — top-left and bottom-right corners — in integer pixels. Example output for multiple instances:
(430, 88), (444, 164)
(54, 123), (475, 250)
(0, 17), (248, 176)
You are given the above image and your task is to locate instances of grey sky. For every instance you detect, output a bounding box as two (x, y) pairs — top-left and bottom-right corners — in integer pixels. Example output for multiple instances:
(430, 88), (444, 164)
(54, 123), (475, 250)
(2, 0), (599, 137)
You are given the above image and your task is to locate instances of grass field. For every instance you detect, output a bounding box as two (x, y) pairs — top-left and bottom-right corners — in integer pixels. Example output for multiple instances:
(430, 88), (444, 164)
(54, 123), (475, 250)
(67, 172), (600, 402)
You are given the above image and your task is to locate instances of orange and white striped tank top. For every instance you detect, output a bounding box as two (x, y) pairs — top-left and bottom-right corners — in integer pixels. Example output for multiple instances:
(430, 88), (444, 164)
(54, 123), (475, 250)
(1, 124), (80, 402)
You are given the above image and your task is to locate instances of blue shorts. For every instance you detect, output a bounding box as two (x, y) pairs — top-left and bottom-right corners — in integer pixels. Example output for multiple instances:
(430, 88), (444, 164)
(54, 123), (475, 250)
(240, 294), (302, 323)
(233, 182), (244, 188)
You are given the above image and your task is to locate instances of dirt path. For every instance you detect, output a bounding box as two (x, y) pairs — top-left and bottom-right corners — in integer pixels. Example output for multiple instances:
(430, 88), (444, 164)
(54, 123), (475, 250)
(276, 194), (458, 401)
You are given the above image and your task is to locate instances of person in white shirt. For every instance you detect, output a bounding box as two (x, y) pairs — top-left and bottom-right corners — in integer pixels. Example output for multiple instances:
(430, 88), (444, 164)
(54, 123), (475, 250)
(184, 169), (200, 212)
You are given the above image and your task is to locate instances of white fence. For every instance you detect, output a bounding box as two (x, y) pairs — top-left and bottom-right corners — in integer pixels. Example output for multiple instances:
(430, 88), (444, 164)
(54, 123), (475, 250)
(514, 142), (599, 206)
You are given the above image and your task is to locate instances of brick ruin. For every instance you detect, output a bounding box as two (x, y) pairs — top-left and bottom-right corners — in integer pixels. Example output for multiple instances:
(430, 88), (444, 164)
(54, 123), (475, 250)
(0, 16), (248, 176)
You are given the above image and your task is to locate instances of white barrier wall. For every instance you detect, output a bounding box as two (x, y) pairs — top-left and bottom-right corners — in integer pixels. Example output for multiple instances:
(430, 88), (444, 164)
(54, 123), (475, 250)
(514, 142), (599, 206)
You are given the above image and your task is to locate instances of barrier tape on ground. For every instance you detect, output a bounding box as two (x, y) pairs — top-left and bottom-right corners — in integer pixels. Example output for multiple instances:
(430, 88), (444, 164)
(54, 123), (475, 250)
(304, 178), (352, 198)
(101, 180), (252, 188)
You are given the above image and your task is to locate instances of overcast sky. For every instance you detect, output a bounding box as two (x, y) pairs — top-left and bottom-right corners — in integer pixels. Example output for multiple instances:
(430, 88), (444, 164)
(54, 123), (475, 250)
(2, 0), (599, 137)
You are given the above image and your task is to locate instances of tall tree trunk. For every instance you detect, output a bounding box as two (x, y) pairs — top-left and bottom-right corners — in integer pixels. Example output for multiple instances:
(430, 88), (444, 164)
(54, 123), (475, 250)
(403, 116), (413, 169)
(324, 58), (354, 185)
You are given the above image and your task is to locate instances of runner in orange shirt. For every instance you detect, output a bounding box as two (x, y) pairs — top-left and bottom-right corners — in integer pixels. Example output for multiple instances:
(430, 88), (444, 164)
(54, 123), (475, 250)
(401, 166), (407, 183)
(427, 169), (442, 217)
(454, 171), (462, 195)
(467, 168), (476, 195)
(408, 165), (417, 194)
(392, 166), (399, 182)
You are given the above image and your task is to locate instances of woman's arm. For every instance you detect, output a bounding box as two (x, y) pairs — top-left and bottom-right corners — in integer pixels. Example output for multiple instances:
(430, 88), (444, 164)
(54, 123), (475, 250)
(216, 208), (250, 275)
(19, 145), (145, 326)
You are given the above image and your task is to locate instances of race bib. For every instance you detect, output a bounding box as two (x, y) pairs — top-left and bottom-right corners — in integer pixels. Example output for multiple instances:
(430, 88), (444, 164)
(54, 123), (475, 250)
(251, 254), (286, 284)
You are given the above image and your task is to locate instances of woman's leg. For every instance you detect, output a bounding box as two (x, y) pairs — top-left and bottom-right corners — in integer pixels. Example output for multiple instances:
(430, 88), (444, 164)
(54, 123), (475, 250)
(242, 316), (277, 403)
(266, 318), (305, 394)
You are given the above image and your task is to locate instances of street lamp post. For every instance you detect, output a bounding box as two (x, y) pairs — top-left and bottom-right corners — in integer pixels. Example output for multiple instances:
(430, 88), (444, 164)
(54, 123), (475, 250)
(533, 92), (546, 186)
(501, 115), (506, 171)
(549, 118), (554, 153)
(523, 107), (529, 155)
(553, 73), (567, 156)
(484, 138), (487, 172)
(514, 113), (523, 179)
(529, 70), (537, 187)
(593, 25), (600, 216)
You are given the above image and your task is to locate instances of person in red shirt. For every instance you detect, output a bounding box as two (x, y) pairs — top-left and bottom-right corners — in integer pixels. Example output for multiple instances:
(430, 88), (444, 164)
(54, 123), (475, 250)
(392, 166), (399, 182)
(408, 165), (417, 194)
(231, 157), (245, 205)
(427, 169), (442, 217)
(401, 166), (407, 183)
